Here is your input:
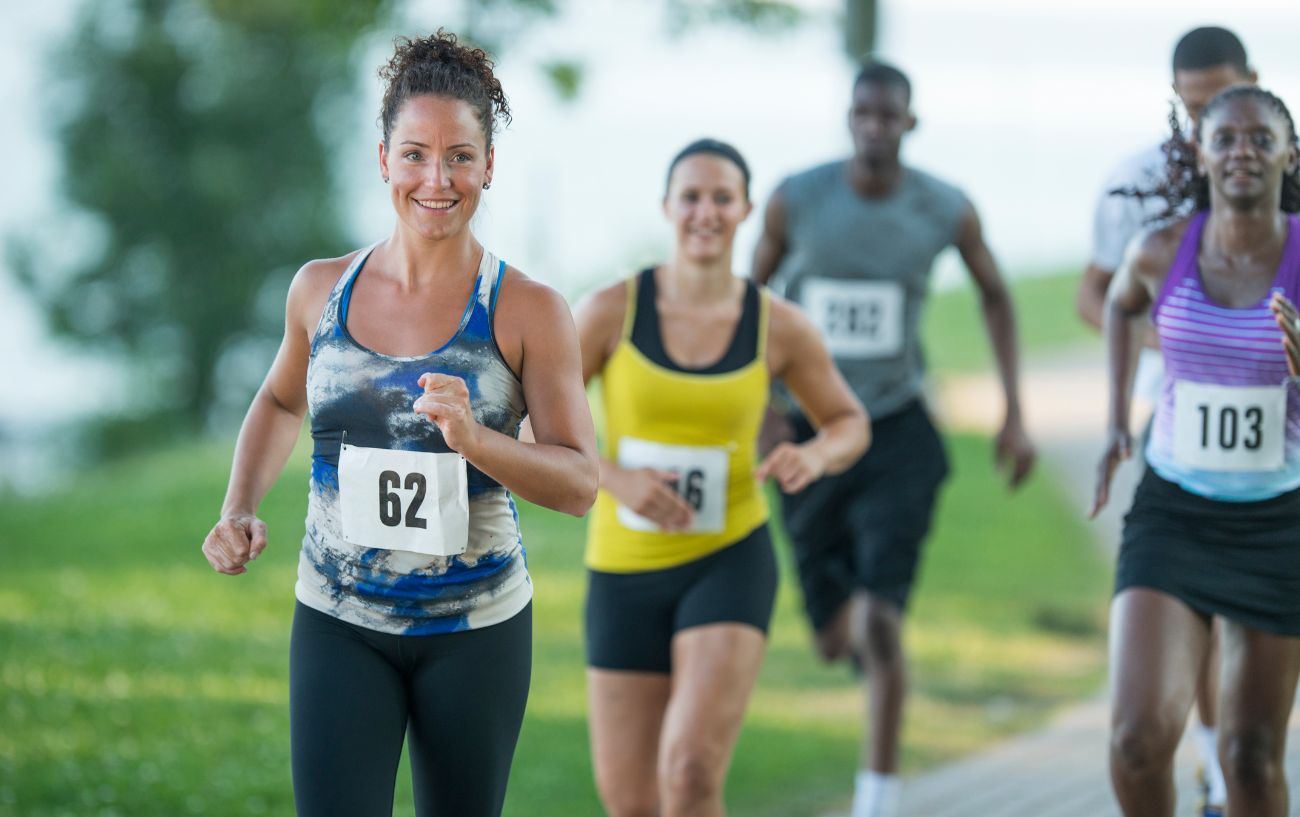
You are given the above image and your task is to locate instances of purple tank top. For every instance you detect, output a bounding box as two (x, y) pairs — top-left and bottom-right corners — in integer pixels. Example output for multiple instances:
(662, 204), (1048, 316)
(1146, 210), (1300, 500)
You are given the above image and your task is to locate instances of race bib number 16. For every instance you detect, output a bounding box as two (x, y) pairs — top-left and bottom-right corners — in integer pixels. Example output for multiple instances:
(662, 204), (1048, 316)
(616, 437), (728, 533)
(1172, 381), (1286, 472)
(801, 278), (904, 359)
(338, 444), (470, 556)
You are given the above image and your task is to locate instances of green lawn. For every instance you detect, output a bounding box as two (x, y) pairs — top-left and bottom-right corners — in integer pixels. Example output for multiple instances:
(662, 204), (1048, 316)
(0, 418), (1106, 816)
(924, 269), (1095, 373)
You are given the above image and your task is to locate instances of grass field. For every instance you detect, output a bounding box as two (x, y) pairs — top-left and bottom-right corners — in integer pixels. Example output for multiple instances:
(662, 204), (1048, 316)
(0, 450), (1105, 814)
(923, 268), (1095, 374)
(0, 271), (1110, 816)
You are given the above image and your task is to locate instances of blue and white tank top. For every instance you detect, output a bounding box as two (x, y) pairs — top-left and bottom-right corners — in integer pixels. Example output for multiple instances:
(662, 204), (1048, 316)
(297, 244), (531, 634)
(1146, 211), (1300, 501)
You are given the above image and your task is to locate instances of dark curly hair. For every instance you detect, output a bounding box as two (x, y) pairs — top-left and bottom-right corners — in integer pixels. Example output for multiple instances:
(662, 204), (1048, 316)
(378, 29), (511, 149)
(1117, 86), (1300, 221)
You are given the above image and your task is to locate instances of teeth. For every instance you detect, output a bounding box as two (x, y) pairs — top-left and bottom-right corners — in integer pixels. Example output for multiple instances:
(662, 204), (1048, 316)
(416, 199), (455, 210)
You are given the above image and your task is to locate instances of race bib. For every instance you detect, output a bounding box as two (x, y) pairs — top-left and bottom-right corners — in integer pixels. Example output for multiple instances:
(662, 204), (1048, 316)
(1172, 381), (1286, 472)
(616, 437), (728, 533)
(801, 278), (904, 359)
(338, 443), (469, 556)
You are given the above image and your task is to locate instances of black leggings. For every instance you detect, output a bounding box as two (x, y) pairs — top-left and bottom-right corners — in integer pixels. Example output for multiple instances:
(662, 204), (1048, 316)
(289, 601), (532, 817)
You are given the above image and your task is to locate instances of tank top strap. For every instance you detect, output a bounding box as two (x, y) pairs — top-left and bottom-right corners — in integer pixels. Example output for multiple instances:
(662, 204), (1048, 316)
(620, 270), (642, 342)
(312, 243), (378, 349)
(629, 267), (656, 344)
(755, 284), (770, 364)
(1155, 211), (1209, 312)
(479, 250), (504, 319)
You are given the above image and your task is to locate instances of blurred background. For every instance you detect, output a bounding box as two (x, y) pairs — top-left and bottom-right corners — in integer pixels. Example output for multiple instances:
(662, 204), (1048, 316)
(1, 1), (1297, 815)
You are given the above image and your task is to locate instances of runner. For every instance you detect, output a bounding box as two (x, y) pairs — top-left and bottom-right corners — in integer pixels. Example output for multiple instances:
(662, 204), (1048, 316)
(1093, 85), (1300, 817)
(752, 61), (1036, 817)
(200, 31), (598, 817)
(577, 139), (869, 817)
(1079, 28), (1257, 814)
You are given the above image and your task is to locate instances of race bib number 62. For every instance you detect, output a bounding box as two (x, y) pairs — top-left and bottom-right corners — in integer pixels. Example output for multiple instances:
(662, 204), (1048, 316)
(338, 443), (470, 555)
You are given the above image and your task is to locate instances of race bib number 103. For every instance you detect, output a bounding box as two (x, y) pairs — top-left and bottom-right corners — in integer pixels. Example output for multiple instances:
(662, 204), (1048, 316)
(1172, 381), (1286, 472)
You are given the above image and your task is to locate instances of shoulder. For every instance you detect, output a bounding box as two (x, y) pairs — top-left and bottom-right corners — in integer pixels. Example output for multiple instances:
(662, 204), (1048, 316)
(574, 276), (632, 318)
(906, 166), (968, 205)
(286, 249), (363, 326)
(782, 160), (843, 193)
(1130, 217), (1192, 277)
(764, 290), (819, 347)
(495, 265), (574, 326)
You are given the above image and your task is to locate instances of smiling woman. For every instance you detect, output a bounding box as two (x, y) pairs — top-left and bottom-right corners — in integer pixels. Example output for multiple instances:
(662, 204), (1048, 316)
(199, 29), (598, 817)
(1095, 86), (1300, 816)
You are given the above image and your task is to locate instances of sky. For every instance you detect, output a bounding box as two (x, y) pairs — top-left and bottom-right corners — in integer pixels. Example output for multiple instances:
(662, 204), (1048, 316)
(3, 0), (1299, 434)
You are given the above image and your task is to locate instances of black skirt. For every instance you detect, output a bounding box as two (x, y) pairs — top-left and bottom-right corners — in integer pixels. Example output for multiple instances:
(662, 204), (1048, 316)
(1117, 467), (1300, 636)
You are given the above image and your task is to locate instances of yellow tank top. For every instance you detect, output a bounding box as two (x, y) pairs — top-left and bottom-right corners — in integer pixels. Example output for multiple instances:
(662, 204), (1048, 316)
(586, 270), (770, 572)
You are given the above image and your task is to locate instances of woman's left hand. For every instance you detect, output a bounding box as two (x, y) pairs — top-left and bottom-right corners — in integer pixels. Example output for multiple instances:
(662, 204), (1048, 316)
(1271, 292), (1300, 376)
(756, 441), (827, 494)
(414, 373), (483, 456)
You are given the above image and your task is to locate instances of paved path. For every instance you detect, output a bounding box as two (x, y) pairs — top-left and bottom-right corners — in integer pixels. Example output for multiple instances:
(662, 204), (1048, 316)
(825, 347), (1300, 816)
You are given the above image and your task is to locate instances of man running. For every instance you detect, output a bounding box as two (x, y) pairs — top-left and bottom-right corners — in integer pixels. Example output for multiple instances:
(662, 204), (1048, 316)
(752, 60), (1035, 817)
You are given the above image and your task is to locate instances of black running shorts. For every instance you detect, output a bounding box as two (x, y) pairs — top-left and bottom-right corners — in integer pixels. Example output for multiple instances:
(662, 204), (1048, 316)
(779, 400), (949, 630)
(584, 525), (778, 673)
(1118, 468), (1300, 636)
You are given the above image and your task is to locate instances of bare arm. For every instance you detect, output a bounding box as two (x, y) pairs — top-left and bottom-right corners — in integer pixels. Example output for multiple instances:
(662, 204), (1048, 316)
(751, 187), (789, 286)
(1076, 263), (1113, 330)
(954, 205), (1036, 488)
(422, 277), (598, 517)
(569, 279), (695, 530)
(203, 259), (337, 574)
(1091, 228), (1176, 515)
(758, 297), (870, 493)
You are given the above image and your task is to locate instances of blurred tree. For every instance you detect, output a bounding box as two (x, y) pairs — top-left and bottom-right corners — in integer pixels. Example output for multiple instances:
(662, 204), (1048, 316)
(11, 0), (392, 441)
(9, 0), (856, 446)
(844, 0), (877, 60)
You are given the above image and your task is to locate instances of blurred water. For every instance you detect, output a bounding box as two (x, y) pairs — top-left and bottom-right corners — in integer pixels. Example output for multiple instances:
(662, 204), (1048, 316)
(3, 0), (1298, 466)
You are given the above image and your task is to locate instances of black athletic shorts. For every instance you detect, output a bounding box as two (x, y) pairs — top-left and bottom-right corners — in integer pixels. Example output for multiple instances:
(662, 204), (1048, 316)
(584, 524), (778, 673)
(1117, 468), (1300, 636)
(780, 399), (949, 630)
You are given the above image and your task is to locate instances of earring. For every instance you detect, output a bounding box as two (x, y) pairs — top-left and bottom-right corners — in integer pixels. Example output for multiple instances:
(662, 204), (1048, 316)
(482, 182), (491, 190)
(382, 176), (389, 184)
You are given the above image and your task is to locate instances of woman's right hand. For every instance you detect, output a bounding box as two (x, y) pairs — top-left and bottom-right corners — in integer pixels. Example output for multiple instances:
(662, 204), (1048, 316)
(202, 513), (268, 575)
(607, 466), (695, 532)
(1090, 430), (1133, 518)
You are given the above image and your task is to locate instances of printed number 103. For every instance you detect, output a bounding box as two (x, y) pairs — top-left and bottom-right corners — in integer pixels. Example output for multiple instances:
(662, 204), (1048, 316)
(1197, 404), (1263, 451)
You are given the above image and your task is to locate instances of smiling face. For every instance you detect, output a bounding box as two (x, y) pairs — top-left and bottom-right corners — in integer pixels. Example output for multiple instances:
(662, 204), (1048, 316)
(1198, 95), (1298, 211)
(378, 95), (493, 242)
(663, 154), (752, 265)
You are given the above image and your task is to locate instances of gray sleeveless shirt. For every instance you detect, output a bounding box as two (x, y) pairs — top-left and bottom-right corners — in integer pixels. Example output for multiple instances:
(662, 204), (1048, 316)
(770, 161), (968, 418)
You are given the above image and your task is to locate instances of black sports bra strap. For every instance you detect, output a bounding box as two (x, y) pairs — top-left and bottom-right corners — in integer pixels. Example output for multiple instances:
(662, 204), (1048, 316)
(629, 267), (761, 375)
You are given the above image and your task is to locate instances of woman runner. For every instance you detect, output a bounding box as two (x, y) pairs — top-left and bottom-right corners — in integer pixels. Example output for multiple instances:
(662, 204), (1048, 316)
(575, 139), (869, 817)
(200, 31), (597, 817)
(1094, 86), (1300, 817)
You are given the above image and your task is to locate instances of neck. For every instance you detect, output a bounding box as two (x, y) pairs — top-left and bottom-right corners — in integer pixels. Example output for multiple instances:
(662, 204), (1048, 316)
(660, 255), (737, 302)
(1205, 202), (1288, 257)
(383, 222), (481, 290)
(848, 155), (903, 196)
